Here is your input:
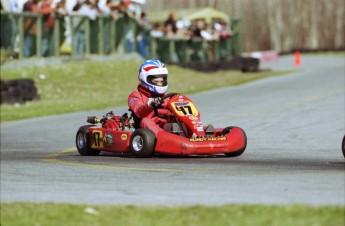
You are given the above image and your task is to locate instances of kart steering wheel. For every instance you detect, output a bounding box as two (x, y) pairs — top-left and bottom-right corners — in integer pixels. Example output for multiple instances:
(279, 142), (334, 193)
(153, 93), (180, 118)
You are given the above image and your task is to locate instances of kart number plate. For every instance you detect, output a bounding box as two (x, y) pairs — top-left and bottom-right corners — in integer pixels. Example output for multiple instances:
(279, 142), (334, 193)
(91, 130), (104, 149)
(172, 101), (199, 116)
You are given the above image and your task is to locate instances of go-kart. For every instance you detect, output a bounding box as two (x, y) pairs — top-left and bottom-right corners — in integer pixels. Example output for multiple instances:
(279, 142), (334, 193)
(76, 93), (247, 157)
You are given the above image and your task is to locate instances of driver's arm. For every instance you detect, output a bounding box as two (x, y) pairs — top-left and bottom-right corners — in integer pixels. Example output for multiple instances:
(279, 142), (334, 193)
(157, 98), (172, 117)
(157, 108), (172, 117)
(128, 92), (153, 118)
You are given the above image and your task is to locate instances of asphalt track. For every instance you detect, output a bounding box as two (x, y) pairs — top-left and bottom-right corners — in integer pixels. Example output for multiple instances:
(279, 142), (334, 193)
(1, 55), (344, 206)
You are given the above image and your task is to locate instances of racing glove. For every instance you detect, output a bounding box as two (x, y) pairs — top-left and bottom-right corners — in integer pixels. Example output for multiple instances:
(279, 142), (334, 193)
(147, 97), (162, 108)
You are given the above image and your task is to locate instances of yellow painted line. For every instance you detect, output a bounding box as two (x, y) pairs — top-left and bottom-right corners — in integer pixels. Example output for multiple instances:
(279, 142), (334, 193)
(43, 148), (345, 175)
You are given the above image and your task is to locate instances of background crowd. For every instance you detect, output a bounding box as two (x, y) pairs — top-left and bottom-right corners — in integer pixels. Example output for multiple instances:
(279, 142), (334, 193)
(1, 0), (233, 60)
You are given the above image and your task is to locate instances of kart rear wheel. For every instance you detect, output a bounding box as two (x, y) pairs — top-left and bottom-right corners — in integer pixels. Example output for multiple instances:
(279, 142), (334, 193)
(76, 125), (100, 156)
(222, 126), (247, 157)
(130, 129), (156, 158)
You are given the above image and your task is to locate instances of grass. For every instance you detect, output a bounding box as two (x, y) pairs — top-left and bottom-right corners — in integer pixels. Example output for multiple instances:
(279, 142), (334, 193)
(0, 48), (16, 65)
(0, 58), (291, 122)
(1, 202), (343, 226)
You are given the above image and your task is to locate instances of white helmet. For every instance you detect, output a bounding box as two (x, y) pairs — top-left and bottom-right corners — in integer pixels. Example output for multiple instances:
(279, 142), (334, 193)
(138, 59), (168, 95)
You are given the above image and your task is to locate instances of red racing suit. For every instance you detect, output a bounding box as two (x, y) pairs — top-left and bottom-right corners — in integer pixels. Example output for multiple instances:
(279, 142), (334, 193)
(128, 85), (171, 136)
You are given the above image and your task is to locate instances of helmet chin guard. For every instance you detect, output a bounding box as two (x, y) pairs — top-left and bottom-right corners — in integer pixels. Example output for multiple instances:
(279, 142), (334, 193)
(138, 59), (168, 95)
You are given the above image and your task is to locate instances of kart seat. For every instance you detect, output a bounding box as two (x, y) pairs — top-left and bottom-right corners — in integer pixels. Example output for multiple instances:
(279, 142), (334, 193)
(128, 108), (141, 129)
(205, 124), (215, 135)
(164, 123), (183, 135)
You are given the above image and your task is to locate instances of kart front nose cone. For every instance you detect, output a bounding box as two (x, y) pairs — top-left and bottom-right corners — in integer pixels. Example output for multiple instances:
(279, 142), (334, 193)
(132, 136), (143, 151)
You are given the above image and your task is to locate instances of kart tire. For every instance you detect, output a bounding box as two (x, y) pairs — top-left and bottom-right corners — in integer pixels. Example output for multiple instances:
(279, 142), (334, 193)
(222, 126), (247, 157)
(76, 125), (100, 156)
(130, 129), (156, 158)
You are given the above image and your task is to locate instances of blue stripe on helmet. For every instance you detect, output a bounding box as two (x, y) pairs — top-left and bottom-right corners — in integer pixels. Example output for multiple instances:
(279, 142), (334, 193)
(139, 59), (165, 74)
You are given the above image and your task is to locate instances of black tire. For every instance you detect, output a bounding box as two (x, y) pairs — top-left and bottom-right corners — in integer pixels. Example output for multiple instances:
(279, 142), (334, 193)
(222, 126), (247, 157)
(341, 135), (345, 158)
(130, 129), (156, 158)
(76, 125), (100, 156)
(1, 79), (39, 104)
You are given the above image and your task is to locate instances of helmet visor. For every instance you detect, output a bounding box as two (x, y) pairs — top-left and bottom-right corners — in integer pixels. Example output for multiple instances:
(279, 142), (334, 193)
(147, 74), (168, 87)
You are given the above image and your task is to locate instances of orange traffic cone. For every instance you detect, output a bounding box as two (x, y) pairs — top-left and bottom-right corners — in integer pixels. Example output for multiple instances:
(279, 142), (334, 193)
(294, 51), (301, 66)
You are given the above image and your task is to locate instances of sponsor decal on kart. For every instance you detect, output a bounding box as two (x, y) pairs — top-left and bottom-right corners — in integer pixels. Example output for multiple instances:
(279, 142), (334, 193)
(174, 102), (189, 106)
(121, 134), (128, 140)
(196, 126), (204, 132)
(189, 137), (227, 142)
(104, 133), (114, 146)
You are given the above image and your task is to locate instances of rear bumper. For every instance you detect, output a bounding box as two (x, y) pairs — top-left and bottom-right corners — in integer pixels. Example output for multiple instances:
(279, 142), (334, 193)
(154, 127), (246, 155)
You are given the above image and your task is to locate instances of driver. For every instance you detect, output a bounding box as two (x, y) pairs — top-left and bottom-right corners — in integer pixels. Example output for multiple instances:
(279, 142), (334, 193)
(128, 59), (172, 136)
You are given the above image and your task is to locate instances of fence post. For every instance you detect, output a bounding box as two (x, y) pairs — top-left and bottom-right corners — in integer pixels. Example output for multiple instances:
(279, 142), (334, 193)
(214, 41), (220, 61)
(98, 16), (104, 54)
(85, 17), (90, 55)
(231, 17), (242, 56)
(70, 15), (74, 56)
(129, 18), (137, 53)
(169, 40), (178, 63)
(17, 15), (24, 59)
(36, 15), (42, 57)
(149, 37), (157, 59)
(53, 14), (60, 57)
(110, 18), (115, 53)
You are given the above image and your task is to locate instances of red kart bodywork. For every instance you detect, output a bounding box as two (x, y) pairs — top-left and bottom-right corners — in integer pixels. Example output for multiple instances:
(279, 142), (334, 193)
(76, 94), (247, 157)
(87, 116), (132, 153)
(155, 127), (246, 155)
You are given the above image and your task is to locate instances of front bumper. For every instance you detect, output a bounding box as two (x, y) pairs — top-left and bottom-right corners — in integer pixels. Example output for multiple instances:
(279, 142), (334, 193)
(154, 127), (246, 155)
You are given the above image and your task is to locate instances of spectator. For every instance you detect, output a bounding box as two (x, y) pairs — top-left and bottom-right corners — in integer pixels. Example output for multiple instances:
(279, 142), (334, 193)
(54, 0), (68, 15)
(105, 0), (120, 20)
(191, 20), (218, 61)
(98, 0), (111, 15)
(216, 21), (233, 40)
(128, 1), (142, 20)
(22, 0), (40, 57)
(214, 21), (233, 60)
(164, 12), (177, 34)
(136, 11), (150, 58)
(53, 0), (68, 49)
(0, 0), (19, 50)
(150, 23), (163, 38)
(98, 0), (116, 54)
(114, 0), (131, 17)
(1, 0), (18, 12)
(72, 0), (99, 55)
(22, 0), (59, 57)
(17, 0), (29, 11)
(192, 21), (215, 40)
(40, 0), (55, 56)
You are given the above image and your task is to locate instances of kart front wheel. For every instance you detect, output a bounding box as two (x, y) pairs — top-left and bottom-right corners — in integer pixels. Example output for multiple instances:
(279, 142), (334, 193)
(76, 125), (100, 156)
(222, 126), (247, 157)
(130, 129), (156, 158)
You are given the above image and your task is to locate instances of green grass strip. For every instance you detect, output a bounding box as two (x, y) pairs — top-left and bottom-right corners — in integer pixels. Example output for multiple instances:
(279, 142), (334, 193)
(0, 59), (291, 122)
(1, 203), (343, 226)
